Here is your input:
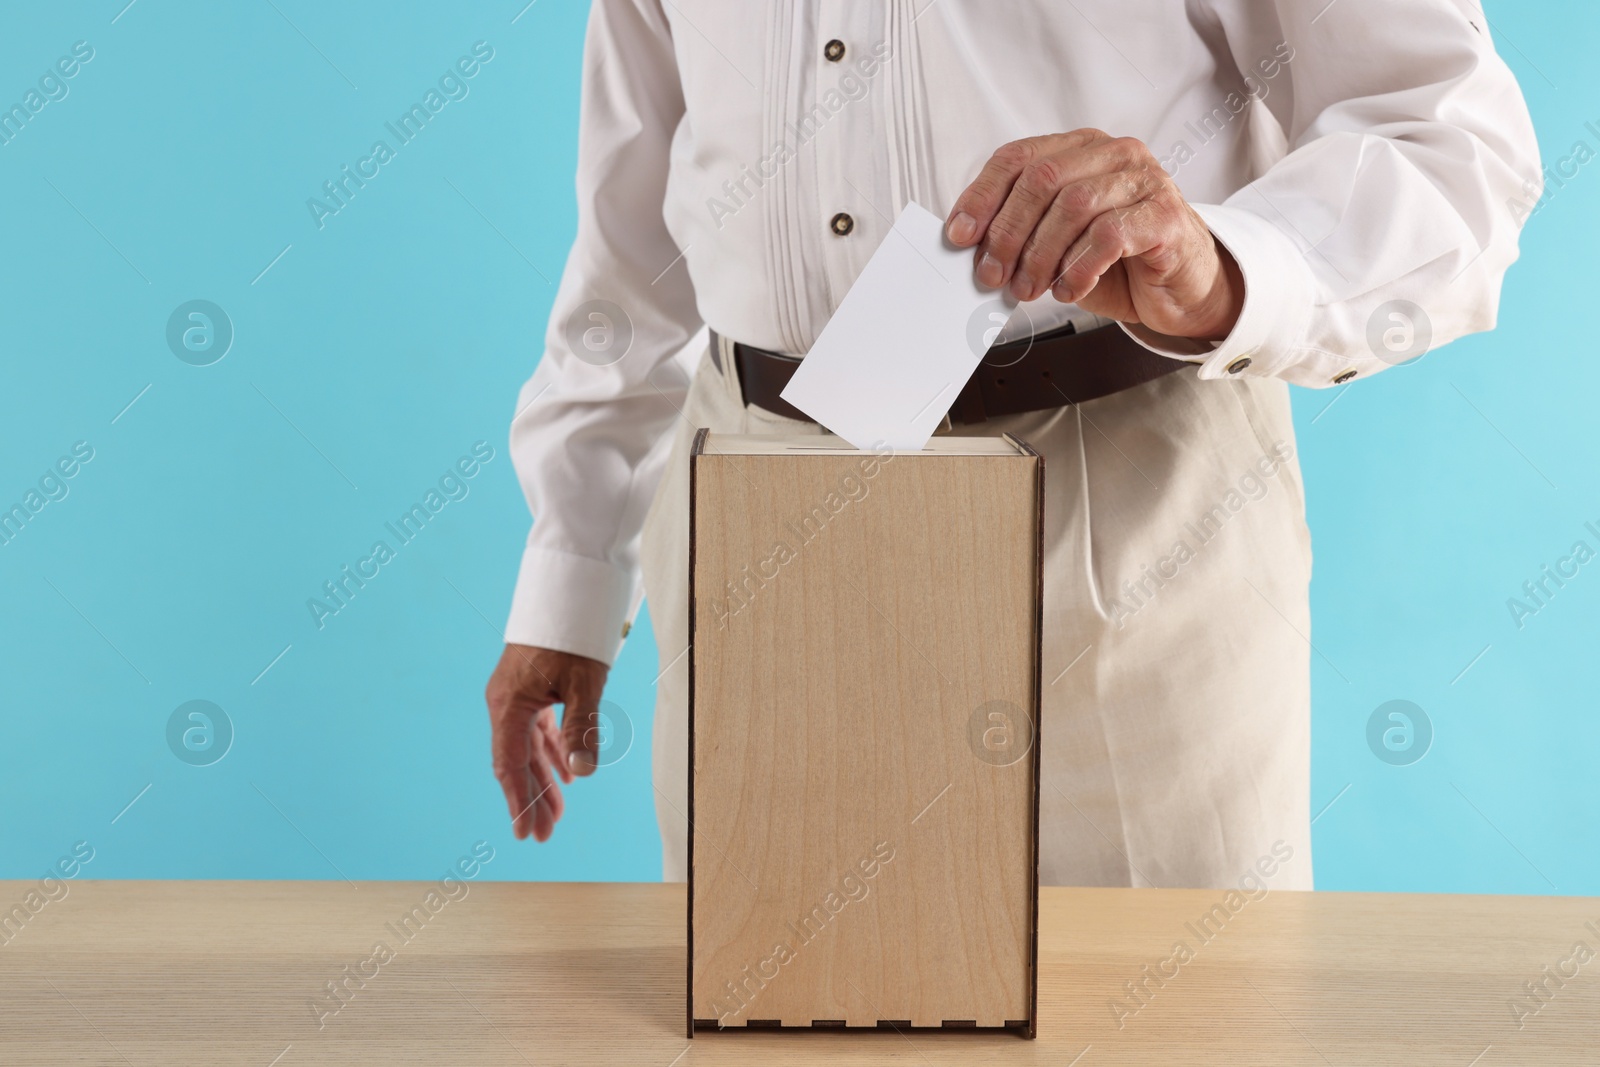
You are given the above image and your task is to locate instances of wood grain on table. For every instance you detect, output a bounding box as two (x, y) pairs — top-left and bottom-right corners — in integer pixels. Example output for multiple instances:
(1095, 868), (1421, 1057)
(0, 880), (1595, 1065)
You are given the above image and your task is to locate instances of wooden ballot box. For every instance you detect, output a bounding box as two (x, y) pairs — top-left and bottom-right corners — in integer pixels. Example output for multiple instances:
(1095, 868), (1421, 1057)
(687, 430), (1043, 1036)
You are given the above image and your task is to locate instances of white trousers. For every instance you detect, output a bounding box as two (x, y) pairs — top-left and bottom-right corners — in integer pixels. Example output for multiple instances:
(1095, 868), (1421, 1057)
(640, 335), (1314, 891)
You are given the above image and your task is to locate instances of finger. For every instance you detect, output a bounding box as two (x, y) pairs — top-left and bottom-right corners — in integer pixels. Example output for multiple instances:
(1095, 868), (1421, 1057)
(946, 130), (1102, 247)
(1012, 166), (1166, 302)
(491, 700), (539, 840)
(559, 683), (605, 778)
(947, 139), (1037, 248)
(535, 729), (568, 824)
(978, 135), (1142, 291)
(538, 707), (574, 785)
(1072, 259), (1133, 322)
(1050, 204), (1156, 306)
(527, 733), (566, 843)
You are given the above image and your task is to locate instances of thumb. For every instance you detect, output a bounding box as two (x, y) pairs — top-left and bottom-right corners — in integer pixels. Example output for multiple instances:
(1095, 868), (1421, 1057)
(559, 684), (604, 778)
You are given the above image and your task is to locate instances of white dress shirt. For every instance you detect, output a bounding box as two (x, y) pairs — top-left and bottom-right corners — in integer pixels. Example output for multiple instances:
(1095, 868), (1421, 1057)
(505, 0), (1539, 664)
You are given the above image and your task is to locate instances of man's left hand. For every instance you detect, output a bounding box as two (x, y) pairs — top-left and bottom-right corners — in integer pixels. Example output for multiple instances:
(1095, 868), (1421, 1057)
(946, 129), (1243, 342)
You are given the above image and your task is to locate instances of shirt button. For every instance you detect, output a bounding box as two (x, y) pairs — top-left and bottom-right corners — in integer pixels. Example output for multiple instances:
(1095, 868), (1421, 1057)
(1332, 370), (1357, 384)
(830, 212), (854, 236)
(1226, 356), (1253, 374)
(824, 39), (846, 62)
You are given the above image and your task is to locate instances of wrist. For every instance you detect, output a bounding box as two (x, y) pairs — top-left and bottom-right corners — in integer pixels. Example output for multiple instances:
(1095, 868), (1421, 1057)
(1190, 236), (1245, 342)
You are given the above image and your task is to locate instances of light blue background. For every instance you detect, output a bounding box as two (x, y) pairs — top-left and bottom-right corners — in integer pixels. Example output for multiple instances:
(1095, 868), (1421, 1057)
(0, 1), (1593, 895)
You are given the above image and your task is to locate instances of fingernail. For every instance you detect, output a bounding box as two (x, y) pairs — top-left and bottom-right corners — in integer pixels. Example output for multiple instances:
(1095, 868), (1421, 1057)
(1010, 271), (1033, 300)
(568, 750), (596, 775)
(947, 211), (977, 244)
(977, 251), (1004, 288)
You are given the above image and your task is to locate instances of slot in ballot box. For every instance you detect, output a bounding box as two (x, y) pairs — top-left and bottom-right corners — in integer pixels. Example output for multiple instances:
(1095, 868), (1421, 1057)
(687, 430), (1043, 1036)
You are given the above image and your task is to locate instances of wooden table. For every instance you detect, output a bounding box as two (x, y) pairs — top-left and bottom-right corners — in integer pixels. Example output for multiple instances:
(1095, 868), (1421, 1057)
(1, 881), (1594, 1064)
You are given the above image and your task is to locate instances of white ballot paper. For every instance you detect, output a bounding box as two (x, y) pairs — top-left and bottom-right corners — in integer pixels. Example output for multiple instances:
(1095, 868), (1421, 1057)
(779, 202), (1015, 450)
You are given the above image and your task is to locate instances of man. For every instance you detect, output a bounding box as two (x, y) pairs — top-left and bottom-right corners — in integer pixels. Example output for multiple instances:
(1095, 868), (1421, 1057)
(486, 0), (1537, 889)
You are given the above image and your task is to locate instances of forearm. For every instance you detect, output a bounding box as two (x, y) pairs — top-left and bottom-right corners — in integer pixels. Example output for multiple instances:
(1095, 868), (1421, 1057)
(1155, 0), (1541, 386)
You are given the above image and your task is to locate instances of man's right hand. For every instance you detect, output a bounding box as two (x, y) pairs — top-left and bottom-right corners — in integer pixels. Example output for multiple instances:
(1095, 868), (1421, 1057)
(484, 644), (610, 842)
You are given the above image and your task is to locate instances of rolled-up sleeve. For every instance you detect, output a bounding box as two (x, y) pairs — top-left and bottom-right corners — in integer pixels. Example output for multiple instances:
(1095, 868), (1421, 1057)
(505, 0), (700, 664)
(1126, 0), (1541, 387)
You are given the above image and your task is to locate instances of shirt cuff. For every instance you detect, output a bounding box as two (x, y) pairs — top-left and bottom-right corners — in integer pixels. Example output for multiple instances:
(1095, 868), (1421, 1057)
(504, 545), (636, 666)
(1119, 202), (1317, 382)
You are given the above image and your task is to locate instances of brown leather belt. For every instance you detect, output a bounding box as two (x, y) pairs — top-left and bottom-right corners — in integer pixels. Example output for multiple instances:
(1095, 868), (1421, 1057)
(710, 321), (1184, 426)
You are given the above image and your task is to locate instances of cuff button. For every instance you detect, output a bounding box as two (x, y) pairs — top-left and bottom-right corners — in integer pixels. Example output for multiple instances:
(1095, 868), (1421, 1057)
(1226, 356), (1253, 374)
(1332, 370), (1358, 384)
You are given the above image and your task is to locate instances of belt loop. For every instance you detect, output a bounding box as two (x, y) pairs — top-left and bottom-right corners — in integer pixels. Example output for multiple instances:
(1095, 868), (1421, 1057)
(708, 329), (723, 375)
(715, 330), (745, 406)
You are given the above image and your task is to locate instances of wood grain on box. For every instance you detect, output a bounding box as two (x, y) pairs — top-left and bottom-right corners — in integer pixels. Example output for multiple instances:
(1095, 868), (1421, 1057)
(688, 432), (1044, 1034)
